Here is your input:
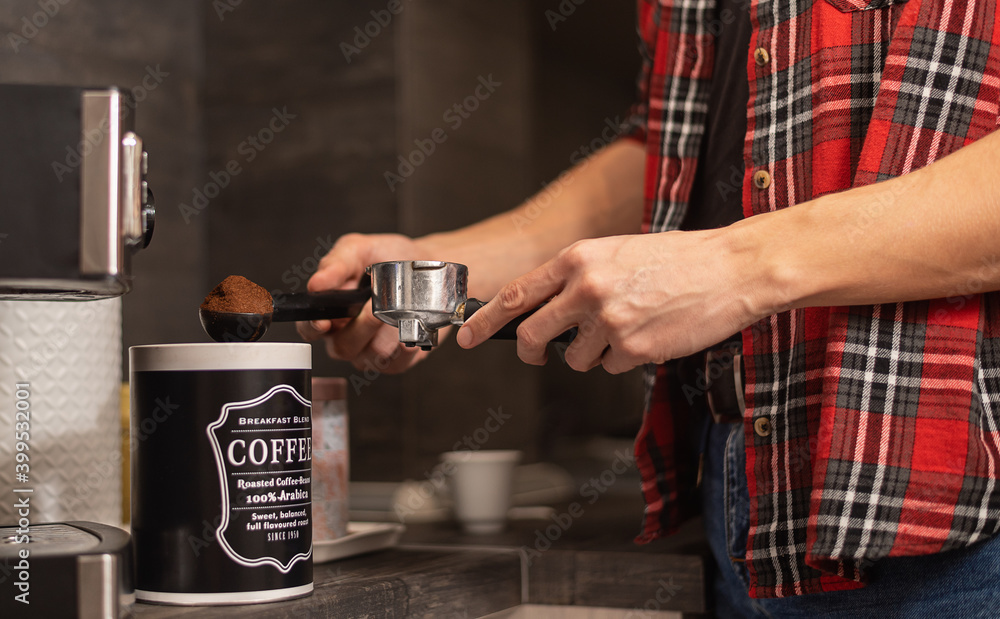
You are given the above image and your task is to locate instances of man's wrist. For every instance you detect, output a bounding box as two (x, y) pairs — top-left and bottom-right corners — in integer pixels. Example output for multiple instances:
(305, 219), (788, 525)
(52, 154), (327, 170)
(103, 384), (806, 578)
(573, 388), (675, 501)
(724, 204), (817, 319)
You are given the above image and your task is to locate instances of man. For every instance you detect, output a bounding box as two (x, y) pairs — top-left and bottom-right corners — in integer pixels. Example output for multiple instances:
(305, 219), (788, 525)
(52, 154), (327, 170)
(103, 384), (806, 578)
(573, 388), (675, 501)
(301, 0), (1000, 614)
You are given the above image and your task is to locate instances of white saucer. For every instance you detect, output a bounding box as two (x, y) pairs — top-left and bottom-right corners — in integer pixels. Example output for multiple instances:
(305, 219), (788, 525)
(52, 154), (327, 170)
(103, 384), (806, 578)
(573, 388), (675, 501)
(314, 522), (405, 564)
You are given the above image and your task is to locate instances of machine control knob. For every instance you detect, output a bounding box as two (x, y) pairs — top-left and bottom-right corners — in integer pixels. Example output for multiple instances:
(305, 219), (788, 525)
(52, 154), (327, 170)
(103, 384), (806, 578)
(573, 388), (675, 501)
(139, 186), (155, 250)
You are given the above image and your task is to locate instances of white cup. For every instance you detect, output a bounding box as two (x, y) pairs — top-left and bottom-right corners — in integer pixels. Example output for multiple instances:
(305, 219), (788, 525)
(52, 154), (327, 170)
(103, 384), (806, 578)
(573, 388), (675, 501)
(440, 450), (522, 534)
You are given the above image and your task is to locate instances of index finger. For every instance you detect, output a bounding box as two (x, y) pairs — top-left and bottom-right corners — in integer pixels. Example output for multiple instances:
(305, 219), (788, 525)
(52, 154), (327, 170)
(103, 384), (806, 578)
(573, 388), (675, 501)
(308, 234), (368, 293)
(456, 265), (563, 349)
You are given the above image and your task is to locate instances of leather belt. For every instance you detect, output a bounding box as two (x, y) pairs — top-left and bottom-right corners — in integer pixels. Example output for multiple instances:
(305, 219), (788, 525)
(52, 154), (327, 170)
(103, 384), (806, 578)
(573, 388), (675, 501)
(703, 342), (745, 424)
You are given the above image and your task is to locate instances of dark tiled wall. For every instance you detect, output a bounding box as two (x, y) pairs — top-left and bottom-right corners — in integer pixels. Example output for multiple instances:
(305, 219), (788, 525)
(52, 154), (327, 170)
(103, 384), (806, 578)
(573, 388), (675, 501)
(0, 0), (644, 481)
(202, 1), (549, 479)
(393, 1), (546, 479)
(529, 2), (646, 450)
(202, 1), (407, 479)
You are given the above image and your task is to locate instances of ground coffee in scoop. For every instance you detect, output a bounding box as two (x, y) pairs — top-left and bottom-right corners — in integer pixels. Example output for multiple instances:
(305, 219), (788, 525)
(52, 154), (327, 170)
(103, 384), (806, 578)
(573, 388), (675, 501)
(201, 275), (273, 314)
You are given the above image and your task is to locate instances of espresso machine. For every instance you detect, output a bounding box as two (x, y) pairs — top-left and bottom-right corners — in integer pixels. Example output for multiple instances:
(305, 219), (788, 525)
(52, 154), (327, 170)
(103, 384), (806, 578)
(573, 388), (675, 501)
(0, 83), (154, 618)
(0, 83), (155, 298)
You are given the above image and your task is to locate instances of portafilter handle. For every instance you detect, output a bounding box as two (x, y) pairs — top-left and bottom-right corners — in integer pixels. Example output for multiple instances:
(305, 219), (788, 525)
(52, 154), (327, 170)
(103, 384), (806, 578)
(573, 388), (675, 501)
(460, 299), (577, 343)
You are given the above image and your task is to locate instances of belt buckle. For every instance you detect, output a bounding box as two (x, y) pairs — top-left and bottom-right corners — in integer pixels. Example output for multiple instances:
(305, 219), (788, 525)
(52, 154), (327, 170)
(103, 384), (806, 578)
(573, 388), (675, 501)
(705, 349), (744, 424)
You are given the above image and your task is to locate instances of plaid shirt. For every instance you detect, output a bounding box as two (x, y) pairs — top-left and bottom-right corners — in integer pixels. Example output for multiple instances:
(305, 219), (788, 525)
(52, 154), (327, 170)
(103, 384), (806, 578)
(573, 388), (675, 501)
(629, 0), (1000, 598)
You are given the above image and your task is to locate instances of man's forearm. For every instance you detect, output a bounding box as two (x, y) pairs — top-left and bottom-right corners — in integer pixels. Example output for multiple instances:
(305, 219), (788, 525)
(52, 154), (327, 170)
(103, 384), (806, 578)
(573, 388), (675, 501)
(418, 139), (645, 298)
(734, 129), (1000, 317)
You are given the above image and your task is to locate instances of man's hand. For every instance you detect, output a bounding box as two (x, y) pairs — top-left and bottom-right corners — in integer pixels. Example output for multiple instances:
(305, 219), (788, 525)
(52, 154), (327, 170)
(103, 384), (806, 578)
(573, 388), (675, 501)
(456, 230), (769, 374)
(301, 139), (648, 373)
(298, 232), (432, 374)
(458, 128), (1000, 375)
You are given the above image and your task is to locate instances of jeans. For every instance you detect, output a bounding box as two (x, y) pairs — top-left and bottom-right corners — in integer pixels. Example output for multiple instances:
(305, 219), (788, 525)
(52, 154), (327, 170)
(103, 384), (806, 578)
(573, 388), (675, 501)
(701, 422), (1000, 618)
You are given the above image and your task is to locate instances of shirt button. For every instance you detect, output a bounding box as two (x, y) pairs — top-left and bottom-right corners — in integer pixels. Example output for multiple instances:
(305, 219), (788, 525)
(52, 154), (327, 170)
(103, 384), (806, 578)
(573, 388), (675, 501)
(754, 417), (772, 437)
(754, 47), (770, 66)
(752, 170), (771, 189)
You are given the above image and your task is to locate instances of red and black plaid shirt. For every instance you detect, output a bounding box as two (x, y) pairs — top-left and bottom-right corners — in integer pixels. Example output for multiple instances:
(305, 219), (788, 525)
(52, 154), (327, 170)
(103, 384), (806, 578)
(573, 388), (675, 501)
(628, 0), (1000, 598)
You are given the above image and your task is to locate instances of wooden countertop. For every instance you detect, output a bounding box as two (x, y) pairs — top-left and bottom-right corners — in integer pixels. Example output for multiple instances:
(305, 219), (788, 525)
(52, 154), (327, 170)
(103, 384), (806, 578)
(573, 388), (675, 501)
(135, 549), (522, 618)
(134, 495), (709, 618)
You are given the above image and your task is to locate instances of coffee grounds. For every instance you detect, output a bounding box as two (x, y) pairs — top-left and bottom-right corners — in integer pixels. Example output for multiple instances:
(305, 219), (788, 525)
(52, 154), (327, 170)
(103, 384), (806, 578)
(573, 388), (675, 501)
(201, 275), (273, 314)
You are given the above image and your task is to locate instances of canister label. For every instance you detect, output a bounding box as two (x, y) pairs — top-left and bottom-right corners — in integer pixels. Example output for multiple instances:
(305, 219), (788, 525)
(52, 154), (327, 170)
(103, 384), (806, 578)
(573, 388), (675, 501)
(131, 364), (313, 602)
(207, 384), (313, 573)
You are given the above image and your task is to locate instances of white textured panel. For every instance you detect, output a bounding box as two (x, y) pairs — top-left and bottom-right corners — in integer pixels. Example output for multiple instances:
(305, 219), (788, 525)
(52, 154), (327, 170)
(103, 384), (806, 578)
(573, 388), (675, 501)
(0, 298), (122, 526)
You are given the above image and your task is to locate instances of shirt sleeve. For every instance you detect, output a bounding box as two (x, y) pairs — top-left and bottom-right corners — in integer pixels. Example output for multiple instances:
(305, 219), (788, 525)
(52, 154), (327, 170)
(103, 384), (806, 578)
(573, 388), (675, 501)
(620, 101), (648, 145)
(618, 0), (655, 145)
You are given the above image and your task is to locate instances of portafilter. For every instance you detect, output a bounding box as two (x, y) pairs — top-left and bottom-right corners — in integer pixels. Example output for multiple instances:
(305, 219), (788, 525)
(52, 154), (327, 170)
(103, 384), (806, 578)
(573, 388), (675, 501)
(367, 260), (575, 350)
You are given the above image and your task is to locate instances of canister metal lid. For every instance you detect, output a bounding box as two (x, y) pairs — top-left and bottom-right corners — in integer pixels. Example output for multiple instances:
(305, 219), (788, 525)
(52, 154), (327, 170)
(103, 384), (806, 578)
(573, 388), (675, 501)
(129, 342), (311, 371)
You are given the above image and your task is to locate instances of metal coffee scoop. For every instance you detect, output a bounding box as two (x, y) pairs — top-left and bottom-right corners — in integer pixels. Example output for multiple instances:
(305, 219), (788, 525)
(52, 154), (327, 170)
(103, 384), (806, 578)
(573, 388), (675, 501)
(367, 260), (575, 350)
(199, 276), (372, 343)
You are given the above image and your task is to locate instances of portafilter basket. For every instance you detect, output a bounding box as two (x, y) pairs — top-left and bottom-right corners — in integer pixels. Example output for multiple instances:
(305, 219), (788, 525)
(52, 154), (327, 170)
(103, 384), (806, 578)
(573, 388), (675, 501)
(367, 260), (468, 350)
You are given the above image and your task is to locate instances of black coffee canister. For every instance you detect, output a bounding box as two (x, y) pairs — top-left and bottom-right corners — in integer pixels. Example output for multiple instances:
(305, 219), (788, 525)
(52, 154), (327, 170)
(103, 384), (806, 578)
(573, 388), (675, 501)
(129, 343), (313, 605)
